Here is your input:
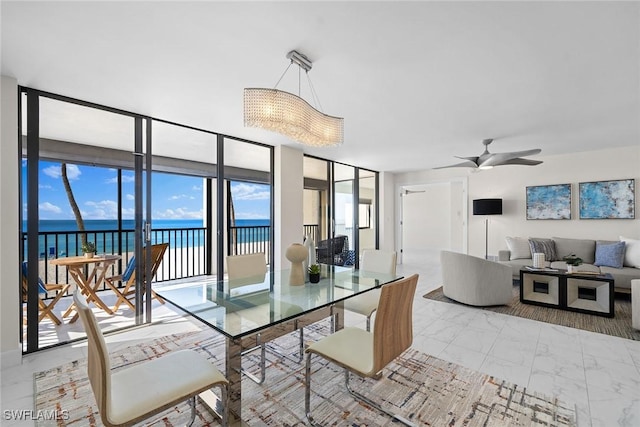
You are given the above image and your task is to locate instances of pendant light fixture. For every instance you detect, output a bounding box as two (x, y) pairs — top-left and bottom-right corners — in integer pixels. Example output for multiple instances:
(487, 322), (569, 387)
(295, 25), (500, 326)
(244, 50), (344, 147)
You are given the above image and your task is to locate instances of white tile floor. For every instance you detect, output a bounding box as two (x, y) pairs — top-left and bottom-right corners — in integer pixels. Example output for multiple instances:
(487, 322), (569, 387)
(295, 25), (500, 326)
(2, 253), (640, 426)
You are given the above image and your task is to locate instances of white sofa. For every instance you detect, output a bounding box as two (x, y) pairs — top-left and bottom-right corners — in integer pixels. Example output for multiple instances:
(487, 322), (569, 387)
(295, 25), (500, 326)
(441, 250), (512, 306)
(498, 236), (640, 293)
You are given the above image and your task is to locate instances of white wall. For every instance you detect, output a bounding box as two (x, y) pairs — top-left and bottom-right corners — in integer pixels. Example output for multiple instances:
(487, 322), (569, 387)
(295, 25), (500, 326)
(274, 145), (304, 269)
(379, 172), (395, 251)
(0, 76), (21, 367)
(394, 145), (640, 259)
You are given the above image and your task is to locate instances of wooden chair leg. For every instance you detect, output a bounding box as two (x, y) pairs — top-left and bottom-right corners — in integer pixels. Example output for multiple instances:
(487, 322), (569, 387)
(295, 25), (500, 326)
(38, 298), (62, 325)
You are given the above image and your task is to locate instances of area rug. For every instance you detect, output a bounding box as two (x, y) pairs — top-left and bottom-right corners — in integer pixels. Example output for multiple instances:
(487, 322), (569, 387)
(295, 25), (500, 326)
(35, 320), (577, 426)
(424, 284), (640, 341)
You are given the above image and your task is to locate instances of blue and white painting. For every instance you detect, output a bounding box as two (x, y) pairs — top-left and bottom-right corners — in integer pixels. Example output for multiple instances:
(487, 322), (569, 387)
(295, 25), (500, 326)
(526, 184), (571, 220)
(579, 179), (635, 219)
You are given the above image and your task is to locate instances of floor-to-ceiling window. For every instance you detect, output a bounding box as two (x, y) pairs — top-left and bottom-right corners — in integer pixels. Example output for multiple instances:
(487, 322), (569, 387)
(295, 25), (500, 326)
(19, 89), (274, 353)
(303, 155), (379, 267)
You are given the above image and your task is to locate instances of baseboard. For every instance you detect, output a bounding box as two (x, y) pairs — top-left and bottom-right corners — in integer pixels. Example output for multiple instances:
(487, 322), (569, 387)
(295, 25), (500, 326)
(1, 347), (22, 369)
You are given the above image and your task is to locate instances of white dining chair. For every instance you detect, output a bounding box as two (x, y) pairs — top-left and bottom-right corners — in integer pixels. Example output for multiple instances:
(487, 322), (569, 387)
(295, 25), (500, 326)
(226, 252), (304, 384)
(343, 250), (397, 331)
(73, 289), (228, 427)
(305, 274), (419, 426)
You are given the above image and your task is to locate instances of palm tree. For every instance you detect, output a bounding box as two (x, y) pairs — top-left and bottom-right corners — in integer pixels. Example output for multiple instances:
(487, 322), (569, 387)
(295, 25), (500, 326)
(61, 163), (87, 248)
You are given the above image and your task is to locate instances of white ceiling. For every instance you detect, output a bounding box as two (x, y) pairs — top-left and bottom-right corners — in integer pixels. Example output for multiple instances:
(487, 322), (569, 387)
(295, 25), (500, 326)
(2, 1), (638, 173)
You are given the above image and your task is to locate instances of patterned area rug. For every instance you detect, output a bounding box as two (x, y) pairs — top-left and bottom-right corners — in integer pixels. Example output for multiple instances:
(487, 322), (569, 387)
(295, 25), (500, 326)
(425, 284), (640, 341)
(35, 320), (577, 426)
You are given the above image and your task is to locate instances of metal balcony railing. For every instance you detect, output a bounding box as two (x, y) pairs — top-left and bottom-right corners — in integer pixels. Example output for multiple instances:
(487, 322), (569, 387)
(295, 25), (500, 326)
(22, 226), (208, 293)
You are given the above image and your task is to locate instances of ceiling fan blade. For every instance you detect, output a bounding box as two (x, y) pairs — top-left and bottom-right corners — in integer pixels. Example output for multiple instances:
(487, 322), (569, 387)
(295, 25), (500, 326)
(479, 149), (541, 167)
(454, 155), (479, 163)
(498, 158), (544, 166)
(434, 160), (479, 169)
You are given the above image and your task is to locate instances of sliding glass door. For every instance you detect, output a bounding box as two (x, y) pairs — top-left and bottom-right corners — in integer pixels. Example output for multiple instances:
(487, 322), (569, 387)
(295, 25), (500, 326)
(303, 156), (379, 268)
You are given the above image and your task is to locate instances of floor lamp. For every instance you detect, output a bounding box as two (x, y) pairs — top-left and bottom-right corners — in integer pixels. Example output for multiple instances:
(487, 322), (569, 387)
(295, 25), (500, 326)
(473, 198), (503, 260)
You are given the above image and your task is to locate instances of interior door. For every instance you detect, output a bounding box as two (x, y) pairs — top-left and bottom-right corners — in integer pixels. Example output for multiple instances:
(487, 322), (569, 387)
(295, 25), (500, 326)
(400, 181), (467, 265)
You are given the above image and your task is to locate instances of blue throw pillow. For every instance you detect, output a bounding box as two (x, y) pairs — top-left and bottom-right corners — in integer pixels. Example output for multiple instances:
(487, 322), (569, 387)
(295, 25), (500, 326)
(594, 241), (626, 268)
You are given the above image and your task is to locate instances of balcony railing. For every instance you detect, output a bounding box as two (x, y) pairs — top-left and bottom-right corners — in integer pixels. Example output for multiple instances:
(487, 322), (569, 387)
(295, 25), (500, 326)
(23, 226), (208, 293)
(303, 224), (320, 244)
(25, 222), (320, 298)
(228, 225), (271, 261)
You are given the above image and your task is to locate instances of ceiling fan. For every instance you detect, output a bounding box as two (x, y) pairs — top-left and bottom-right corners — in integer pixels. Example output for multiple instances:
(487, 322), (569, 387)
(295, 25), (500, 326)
(436, 139), (543, 169)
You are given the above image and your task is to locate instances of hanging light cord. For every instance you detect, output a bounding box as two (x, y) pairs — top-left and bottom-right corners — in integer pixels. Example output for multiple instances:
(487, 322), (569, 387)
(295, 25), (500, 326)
(271, 59), (324, 113)
(273, 61), (293, 89)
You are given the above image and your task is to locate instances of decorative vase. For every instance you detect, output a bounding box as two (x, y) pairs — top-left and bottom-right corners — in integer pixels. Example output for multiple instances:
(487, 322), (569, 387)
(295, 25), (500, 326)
(286, 243), (307, 286)
(84, 252), (94, 259)
(309, 272), (320, 283)
(303, 235), (315, 282)
(533, 253), (545, 268)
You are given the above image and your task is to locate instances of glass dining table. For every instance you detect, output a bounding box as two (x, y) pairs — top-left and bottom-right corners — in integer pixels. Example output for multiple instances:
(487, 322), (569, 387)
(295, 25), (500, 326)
(154, 264), (403, 421)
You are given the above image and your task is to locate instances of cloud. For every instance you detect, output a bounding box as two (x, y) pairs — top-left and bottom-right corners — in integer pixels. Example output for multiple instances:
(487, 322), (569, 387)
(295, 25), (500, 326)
(235, 211), (269, 219)
(154, 207), (203, 219)
(125, 194), (135, 201)
(39, 184), (53, 190)
(42, 166), (60, 179)
(169, 194), (194, 201)
(106, 174), (135, 184)
(192, 185), (202, 191)
(84, 200), (118, 219)
(39, 202), (62, 214)
(42, 164), (81, 180)
(232, 183), (270, 201)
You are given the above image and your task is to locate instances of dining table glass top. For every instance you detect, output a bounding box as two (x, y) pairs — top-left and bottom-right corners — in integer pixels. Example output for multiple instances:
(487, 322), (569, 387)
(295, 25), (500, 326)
(155, 265), (402, 339)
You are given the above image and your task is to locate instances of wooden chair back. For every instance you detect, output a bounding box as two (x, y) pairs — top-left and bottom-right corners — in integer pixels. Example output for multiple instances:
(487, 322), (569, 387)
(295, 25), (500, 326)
(361, 250), (397, 275)
(73, 288), (111, 421)
(372, 274), (418, 374)
(128, 243), (169, 284)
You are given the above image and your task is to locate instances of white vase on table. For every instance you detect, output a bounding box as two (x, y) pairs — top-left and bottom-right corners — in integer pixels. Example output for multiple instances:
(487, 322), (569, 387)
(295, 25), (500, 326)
(286, 243), (307, 286)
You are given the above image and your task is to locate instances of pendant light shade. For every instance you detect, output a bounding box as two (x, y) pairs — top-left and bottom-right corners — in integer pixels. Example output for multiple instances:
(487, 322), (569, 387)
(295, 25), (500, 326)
(243, 50), (344, 147)
(244, 88), (343, 147)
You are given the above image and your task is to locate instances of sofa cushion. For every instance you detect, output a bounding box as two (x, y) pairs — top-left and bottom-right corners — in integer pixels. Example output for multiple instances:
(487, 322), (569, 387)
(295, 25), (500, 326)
(505, 236), (531, 260)
(594, 241), (626, 268)
(552, 237), (596, 264)
(599, 266), (638, 289)
(620, 236), (640, 268)
(528, 238), (557, 262)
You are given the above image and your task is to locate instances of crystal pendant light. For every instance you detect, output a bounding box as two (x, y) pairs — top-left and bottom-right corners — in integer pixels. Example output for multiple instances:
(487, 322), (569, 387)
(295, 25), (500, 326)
(244, 51), (344, 147)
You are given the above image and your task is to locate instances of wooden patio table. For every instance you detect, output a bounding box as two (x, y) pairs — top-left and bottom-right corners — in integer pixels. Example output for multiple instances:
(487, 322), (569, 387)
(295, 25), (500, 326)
(50, 254), (121, 322)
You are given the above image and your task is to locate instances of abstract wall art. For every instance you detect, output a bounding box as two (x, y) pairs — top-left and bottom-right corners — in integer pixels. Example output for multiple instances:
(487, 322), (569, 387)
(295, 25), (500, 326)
(579, 179), (635, 219)
(526, 184), (572, 220)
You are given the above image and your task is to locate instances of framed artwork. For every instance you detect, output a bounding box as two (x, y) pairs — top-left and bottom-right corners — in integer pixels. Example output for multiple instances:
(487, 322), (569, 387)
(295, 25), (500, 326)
(579, 179), (635, 219)
(526, 184), (572, 220)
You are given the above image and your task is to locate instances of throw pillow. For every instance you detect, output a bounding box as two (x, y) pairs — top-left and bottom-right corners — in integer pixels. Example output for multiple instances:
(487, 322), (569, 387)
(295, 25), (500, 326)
(505, 236), (531, 260)
(594, 241), (626, 269)
(619, 236), (640, 268)
(528, 238), (557, 262)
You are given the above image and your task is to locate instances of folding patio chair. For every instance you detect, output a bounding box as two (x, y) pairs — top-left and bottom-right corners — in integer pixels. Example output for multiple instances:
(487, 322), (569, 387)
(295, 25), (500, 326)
(105, 243), (169, 312)
(21, 261), (71, 325)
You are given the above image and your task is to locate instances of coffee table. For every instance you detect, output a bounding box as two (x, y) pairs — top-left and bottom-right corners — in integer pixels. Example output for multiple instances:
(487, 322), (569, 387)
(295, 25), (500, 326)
(519, 267), (614, 318)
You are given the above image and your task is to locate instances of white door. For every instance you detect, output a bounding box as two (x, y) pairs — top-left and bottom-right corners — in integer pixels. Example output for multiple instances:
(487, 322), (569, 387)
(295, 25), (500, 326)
(400, 180), (466, 265)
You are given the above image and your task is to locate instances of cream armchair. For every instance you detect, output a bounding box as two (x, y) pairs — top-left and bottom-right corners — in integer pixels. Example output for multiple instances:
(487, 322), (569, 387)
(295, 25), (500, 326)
(440, 250), (512, 306)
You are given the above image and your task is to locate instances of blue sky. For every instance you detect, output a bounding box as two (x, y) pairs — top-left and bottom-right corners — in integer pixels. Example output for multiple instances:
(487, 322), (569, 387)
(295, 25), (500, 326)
(24, 160), (270, 221)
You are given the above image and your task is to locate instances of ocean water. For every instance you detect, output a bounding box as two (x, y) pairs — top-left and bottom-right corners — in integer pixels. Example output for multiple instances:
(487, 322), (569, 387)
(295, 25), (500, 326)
(24, 219), (270, 257)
